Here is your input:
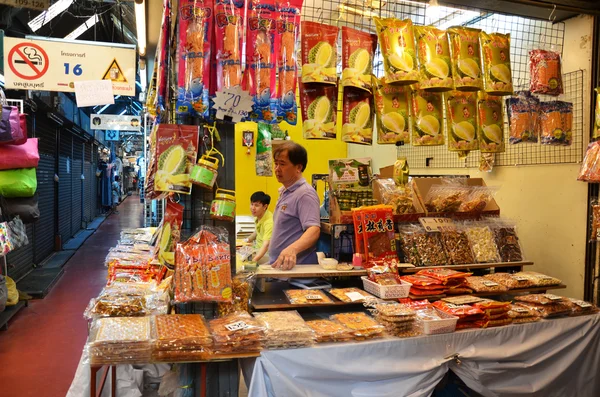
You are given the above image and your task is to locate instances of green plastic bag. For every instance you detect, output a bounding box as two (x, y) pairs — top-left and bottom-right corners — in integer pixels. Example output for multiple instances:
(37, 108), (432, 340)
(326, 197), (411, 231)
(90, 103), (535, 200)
(0, 167), (37, 198)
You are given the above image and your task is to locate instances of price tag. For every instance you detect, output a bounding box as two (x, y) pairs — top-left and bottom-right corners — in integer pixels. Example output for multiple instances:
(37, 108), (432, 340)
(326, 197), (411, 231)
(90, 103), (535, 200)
(537, 275), (553, 280)
(305, 294), (323, 301)
(513, 307), (529, 313)
(543, 294), (562, 301)
(213, 86), (254, 123)
(572, 300), (592, 308)
(345, 292), (365, 302)
(442, 296), (482, 305)
(483, 281), (499, 287)
(445, 303), (468, 309)
(514, 276), (529, 282)
(419, 217), (456, 233)
(225, 321), (250, 331)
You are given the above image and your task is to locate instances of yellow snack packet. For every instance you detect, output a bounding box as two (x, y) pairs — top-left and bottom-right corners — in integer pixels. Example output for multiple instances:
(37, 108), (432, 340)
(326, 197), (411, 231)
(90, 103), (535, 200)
(480, 32), (513, 95)
(414, 25), (453, 92)
(374, 17), (419, 85)
(448, 26), (483, 91)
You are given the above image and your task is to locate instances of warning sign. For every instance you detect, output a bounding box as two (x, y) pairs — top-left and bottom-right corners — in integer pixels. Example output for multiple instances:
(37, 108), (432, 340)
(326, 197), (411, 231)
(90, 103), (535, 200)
(102, 59), (128, 83)
(8, 42), (49, 81)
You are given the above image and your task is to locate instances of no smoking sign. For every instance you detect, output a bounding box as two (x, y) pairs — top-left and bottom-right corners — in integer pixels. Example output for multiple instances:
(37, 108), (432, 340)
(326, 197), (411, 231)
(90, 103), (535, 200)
(8, 42), (49, 81)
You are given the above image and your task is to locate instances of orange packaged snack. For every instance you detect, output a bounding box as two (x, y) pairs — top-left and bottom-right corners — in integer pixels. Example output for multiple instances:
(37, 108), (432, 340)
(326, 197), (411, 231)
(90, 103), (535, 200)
(361, 205), (397, 265)
(215, 0), (246, 90)
(529, 49), (563, 96)
(417, 268), (472, 284)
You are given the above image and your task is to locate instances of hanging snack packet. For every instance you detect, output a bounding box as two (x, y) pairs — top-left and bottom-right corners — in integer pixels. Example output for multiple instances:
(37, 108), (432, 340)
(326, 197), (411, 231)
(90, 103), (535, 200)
(361, 205), (397, 265)
(215, 0), (246, 90)
(414, 25), (452, 92)
(374, 17), (419, 85)
(246, 0), (277, 123)
(374, 77), (410, 144)
(176, 0), (214, 119)
(506, 91), (540, 144)
(529, 49), (563, 96)
(446, 91), (478, 152)
(299, 79), (337, 139)
(341, 26), (377, 92)
(156, 200), (184, 268)
(342, 89), (374, 145)
(448, 27), (483, 91)
(155, 0), (172, 113)
(275, 0), (303, 125)
(480, 32), (513, 95)
(301, 21), (338, 84)
(256, 122), (274, 176)
(594, 88), (600, 139)
(411, 90), (445, 146)
(540, 101), (573, 146)
(477, 92), (505, 153)
(578, 141), (600, 182)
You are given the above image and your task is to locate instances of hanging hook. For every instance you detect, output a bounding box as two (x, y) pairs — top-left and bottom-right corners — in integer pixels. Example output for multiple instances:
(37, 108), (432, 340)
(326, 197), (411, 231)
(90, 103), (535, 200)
(317, 7), (323, 23)
(549, 4), (556, 23)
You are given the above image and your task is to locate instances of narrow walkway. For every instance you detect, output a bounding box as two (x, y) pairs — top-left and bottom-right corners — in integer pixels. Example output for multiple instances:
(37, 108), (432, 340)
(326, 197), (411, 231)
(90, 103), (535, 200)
(0, 197), (145, 397)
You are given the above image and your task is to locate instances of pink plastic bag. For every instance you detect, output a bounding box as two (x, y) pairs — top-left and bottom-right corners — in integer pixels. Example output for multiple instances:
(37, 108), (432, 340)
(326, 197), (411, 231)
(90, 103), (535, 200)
(0, 138), (38, 170)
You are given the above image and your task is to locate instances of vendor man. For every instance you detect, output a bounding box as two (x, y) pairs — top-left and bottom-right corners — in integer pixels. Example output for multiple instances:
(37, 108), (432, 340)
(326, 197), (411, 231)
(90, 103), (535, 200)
(269, 142), (321, 270)
(245, 191), (273, 264)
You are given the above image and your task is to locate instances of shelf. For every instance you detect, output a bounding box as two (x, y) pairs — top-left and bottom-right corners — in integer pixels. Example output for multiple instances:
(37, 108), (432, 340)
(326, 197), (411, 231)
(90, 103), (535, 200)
(252, 281), (366, 310)
(0, 301), (27, 331)
(255, 264), (368, 279)
(400, 261), (533, 273)
(415, 284), (567, 301)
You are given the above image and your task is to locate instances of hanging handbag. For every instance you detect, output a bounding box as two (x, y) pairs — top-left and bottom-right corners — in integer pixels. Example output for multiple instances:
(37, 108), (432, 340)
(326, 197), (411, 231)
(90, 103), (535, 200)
(0, 222), (13, 255)
(0, 168), (37, 198)
(0, 137), (39, 170)
(0, 194), (40, 223)
(0, 89), (27, 146)
(6, 216), (28, 249)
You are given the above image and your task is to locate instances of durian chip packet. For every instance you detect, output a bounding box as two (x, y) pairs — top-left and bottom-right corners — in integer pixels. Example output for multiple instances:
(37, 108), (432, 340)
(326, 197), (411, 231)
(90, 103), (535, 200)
(414, 25), (453, 92)
(480, 32), (513, 95)
(477, 92), (505, 153)
(411, 89), (445, 146)
(342, 88), (374, 145)
(448, 26), (483, 91)
(446, 91), (479, 152)
(341, 26), (378, 92)
(374, 76), (411, 144)
(299, 79), (337, 139)
(301, 21), (339, 84)
(374, 17), (419, 85)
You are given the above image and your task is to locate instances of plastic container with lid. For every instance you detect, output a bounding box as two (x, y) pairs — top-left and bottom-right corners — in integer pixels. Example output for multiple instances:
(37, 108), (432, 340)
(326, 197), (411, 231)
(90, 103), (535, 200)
(190, 155), (219, 189)
(210, 188), (236, 222)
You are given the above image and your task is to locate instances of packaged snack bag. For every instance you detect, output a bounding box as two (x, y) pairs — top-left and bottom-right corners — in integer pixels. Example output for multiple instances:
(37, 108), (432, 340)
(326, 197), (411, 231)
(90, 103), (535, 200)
(352, 208), (365, 257)
(156, 200), (184, 267)
(246, 0), (277, 123)
(176, 0), (214, 119)
(540, 101), (573, 146)
(215, 0), (247, 90)
(299, 79), (337, 139)
(155, 0), (172, 113)
(578, 142), (600, 182)
(374, 17), (419, 85)
(374, 77), (411, 144)
(477, 92), (505, 153)
(448, 26), (483, 91)
(342, 89), (373, 145)
(411, 89), (445, 146)
(480, 32), (513, 95)
(256, 122), (273, 176)
(361, 205), (397, 265)
(529, 49), (563, 96)
(341, 26), (377, 92)
(301, 21), (338, 84)
(594, 88), (600, 139)
(446, 91), (478, 151)
(414, 25), (452, 91)
(506, 91), (540, 144)
(275, 0), (303, 125)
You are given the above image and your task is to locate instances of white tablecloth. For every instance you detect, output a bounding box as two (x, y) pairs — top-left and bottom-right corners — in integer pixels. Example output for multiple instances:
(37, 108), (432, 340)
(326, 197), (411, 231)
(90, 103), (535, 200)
(247, 314), (600, 397)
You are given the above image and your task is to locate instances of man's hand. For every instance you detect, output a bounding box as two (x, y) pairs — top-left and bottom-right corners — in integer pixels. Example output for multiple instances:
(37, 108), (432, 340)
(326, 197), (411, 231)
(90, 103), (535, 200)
(272, 246), (297, 270)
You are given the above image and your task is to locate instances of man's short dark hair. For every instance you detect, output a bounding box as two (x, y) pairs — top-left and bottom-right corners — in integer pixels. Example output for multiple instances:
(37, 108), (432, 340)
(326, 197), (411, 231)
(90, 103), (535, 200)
(273, 141), (308, 172)
(251, 191), (270, 205)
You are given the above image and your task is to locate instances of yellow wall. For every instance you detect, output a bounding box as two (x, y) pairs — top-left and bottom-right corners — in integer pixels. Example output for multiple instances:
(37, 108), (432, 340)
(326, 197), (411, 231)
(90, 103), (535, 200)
(235, 117), (347, 215)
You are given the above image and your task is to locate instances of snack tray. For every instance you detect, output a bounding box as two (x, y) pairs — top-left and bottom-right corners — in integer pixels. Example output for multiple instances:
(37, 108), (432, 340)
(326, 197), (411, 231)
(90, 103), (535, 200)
(361, 277), (412, 299)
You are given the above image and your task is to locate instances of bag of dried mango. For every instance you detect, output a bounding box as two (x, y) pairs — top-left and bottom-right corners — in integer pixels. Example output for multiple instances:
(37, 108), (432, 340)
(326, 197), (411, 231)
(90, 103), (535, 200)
(480, 31), (513, 95)
(411, 89), (445, 146)
(341, 26), (377, 92)
(414, 25), (453, 92)
(506, 91), (540, 144)
(446, 91), (478, 152)
(477, 92), (505, 153)
(301, 21), (338, 84)
(342, 89), (374, 145)
(374, 77), (411, 145)
(299, 79), (337, 140)
(374, 17), (419, 85)
(448, 27), (483, 91)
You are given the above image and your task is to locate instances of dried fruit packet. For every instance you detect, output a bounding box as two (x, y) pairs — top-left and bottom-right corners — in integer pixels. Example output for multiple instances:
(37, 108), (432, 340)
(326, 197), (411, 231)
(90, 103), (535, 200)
(374, 77), (411, 144)
(342, 89), (374, 146)
(480, 32), (513, 95)
(411, 90), (445, 146)
(176, 0), (214, 119)
(301, 21), (338, 84)
(540, 101), (573, 146)
(446, 91), (478, 152)
(529, 49), (563, 96)
(506, 91), (540, 144)
(156, 200), (184, 267)
(298, 79), (337, 139)
(245, 0), (277, 123)
(477, 92), (505, 153)
(374, 17), (419, 85)
(341, 26), (377, 92)
(215, 0), (247, 91)
(275, 0), (303, 125)
(448, 26), (483, 91)
(578, 142), (600, 182)
(154, 0), (172, 114)
(414, 25), (453, 92)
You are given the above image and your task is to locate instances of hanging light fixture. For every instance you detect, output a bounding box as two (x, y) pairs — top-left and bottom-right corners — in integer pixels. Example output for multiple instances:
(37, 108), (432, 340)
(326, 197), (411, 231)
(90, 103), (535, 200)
(135, 0), (147, 57)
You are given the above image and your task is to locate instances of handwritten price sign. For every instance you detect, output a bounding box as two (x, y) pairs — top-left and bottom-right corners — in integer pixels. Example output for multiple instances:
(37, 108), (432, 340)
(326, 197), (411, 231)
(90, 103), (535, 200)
(213, 86), (254, 123)
(419, 217), (456, 232)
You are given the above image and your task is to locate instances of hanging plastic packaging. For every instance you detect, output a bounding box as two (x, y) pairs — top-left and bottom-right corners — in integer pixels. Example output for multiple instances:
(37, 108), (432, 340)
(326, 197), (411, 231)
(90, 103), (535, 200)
(155, 0), (172, 114)
(594, 88), (600, 139)
(578, 141), (600, 182)
(275, 0), (303, 125)
(301, 21), (338, 84)
(245, 0), (277, 123)
(529, 49), (563, 96)
(298, 79), (337, 139)
(215, 0), (247, 90)
(506, 91), (540, 144)
(256, 122), (274, 176)
(411, 89), (444, 146)
(448, 26), (483, 91)
(480, 32), (513, 95)
(190, 155), (219, 189)
(374, 17), (419, 85)
(540, 101), (573, 146)
(446, 91), (478, 152)
(341, 26), (377, 92)
(374, 77), (410, 144)
(342, 89), (373, 145)
(176, 0), (214, 119)
(414, 25), (453, 92)
(477, 92), (505, 153)
(156, 200), (184, 267)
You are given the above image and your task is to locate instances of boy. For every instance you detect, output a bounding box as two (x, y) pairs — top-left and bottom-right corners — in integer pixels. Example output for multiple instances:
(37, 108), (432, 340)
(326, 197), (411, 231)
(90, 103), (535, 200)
(245, 191), (273, 264)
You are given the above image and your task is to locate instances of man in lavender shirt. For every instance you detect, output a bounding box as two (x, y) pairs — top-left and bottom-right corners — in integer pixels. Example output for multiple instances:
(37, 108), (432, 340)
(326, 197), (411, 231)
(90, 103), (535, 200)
(269, 142), (321, 270)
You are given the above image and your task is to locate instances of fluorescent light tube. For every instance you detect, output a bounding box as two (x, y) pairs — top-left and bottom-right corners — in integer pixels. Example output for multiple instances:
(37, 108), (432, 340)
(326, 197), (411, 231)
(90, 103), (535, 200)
(64, 14), (99, 40)
(28, 0), (74, 32)
(135, 1), (147, 56)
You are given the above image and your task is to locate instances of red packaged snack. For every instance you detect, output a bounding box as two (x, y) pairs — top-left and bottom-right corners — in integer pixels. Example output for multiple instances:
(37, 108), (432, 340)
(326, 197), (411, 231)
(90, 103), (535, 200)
(410, 287), (447, 296)
(578, 141), (600, 182)
(301, 21), (338, 84)
(341, 26), (377, 92)
(433, 300), (484, 319)
(417, 268), (472, 284)
(361, 205), (397, 265)
(369, 273), (403, 286)
(342, 89), (374, 146)
(529, 49), (563, 96)
(215, 0), (247, 90)
(456, 320), (486, 330)
(398, 298), (431, 310)
(298, 79), (337, 139)
(352, 208), (365, 257)
(400, 274), (443, 287)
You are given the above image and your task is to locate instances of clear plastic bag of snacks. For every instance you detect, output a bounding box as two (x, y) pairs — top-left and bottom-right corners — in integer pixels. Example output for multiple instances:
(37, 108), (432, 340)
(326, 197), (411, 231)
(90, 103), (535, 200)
(464, 222), (501, 263)
(154, 314), (212, 352)
(254, 310), (315, 349)
(564, 298), (600, 316)
(440, 229), (475, 265)
(417, 268), (471, 283)
(284, 289), (334, 305)
(87, 317), (154, 365)
(459, 186), (499, 213)
(483, 272), (534, 289)
(465, 276), (509, 293)
(578, 142), (600, 182)
(424, 185), (470, 213)
(411, 228), (449, 266)
(490, 219), (524, 262)
(373, 178), (416, 215)
(305, 319), (355, 343)
(209, 311), (266, 354)
(330, 312), (385, 339)
(398, 224), (422, 265)
(511, 271), (561, 287)
(217, 272), (256, 317)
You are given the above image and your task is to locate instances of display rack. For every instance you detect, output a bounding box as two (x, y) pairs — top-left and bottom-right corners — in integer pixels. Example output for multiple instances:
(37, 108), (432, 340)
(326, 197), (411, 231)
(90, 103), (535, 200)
(0, 255), (28, 331)
(399, 261), (534, 273)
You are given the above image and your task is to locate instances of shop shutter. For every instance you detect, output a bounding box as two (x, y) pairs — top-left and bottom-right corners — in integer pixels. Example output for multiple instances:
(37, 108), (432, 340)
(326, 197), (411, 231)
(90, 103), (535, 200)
(91, 145), (99, 217)
(5, 224), (35, 281)
(71, 137), (84, 234)
(58, 129), (73, 242)
(83, 142), (93, 224)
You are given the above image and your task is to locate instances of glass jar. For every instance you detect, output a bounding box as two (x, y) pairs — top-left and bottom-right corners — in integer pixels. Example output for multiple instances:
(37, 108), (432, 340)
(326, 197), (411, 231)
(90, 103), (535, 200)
(190, 155), (219, 189)
(210, 188), (236, 222)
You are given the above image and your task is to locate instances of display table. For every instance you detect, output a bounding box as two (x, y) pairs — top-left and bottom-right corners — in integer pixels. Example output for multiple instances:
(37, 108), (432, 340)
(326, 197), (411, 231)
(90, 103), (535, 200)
(247, 314), (600, 397)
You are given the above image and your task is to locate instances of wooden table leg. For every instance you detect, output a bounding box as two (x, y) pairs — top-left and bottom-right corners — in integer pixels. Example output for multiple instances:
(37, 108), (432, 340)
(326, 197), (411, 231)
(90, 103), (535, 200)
(90, 366), (98, 397)
(111, 365), (117, 397)
(200, 363), (207, 397)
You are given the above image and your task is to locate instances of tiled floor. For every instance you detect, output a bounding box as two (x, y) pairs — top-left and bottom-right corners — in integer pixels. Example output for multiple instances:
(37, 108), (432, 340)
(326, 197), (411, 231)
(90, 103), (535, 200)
(0, 197), (144, 397)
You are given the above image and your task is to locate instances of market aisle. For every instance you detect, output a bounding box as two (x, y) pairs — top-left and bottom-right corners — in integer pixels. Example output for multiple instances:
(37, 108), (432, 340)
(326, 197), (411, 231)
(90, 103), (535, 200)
(0, 197), (144, 397)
